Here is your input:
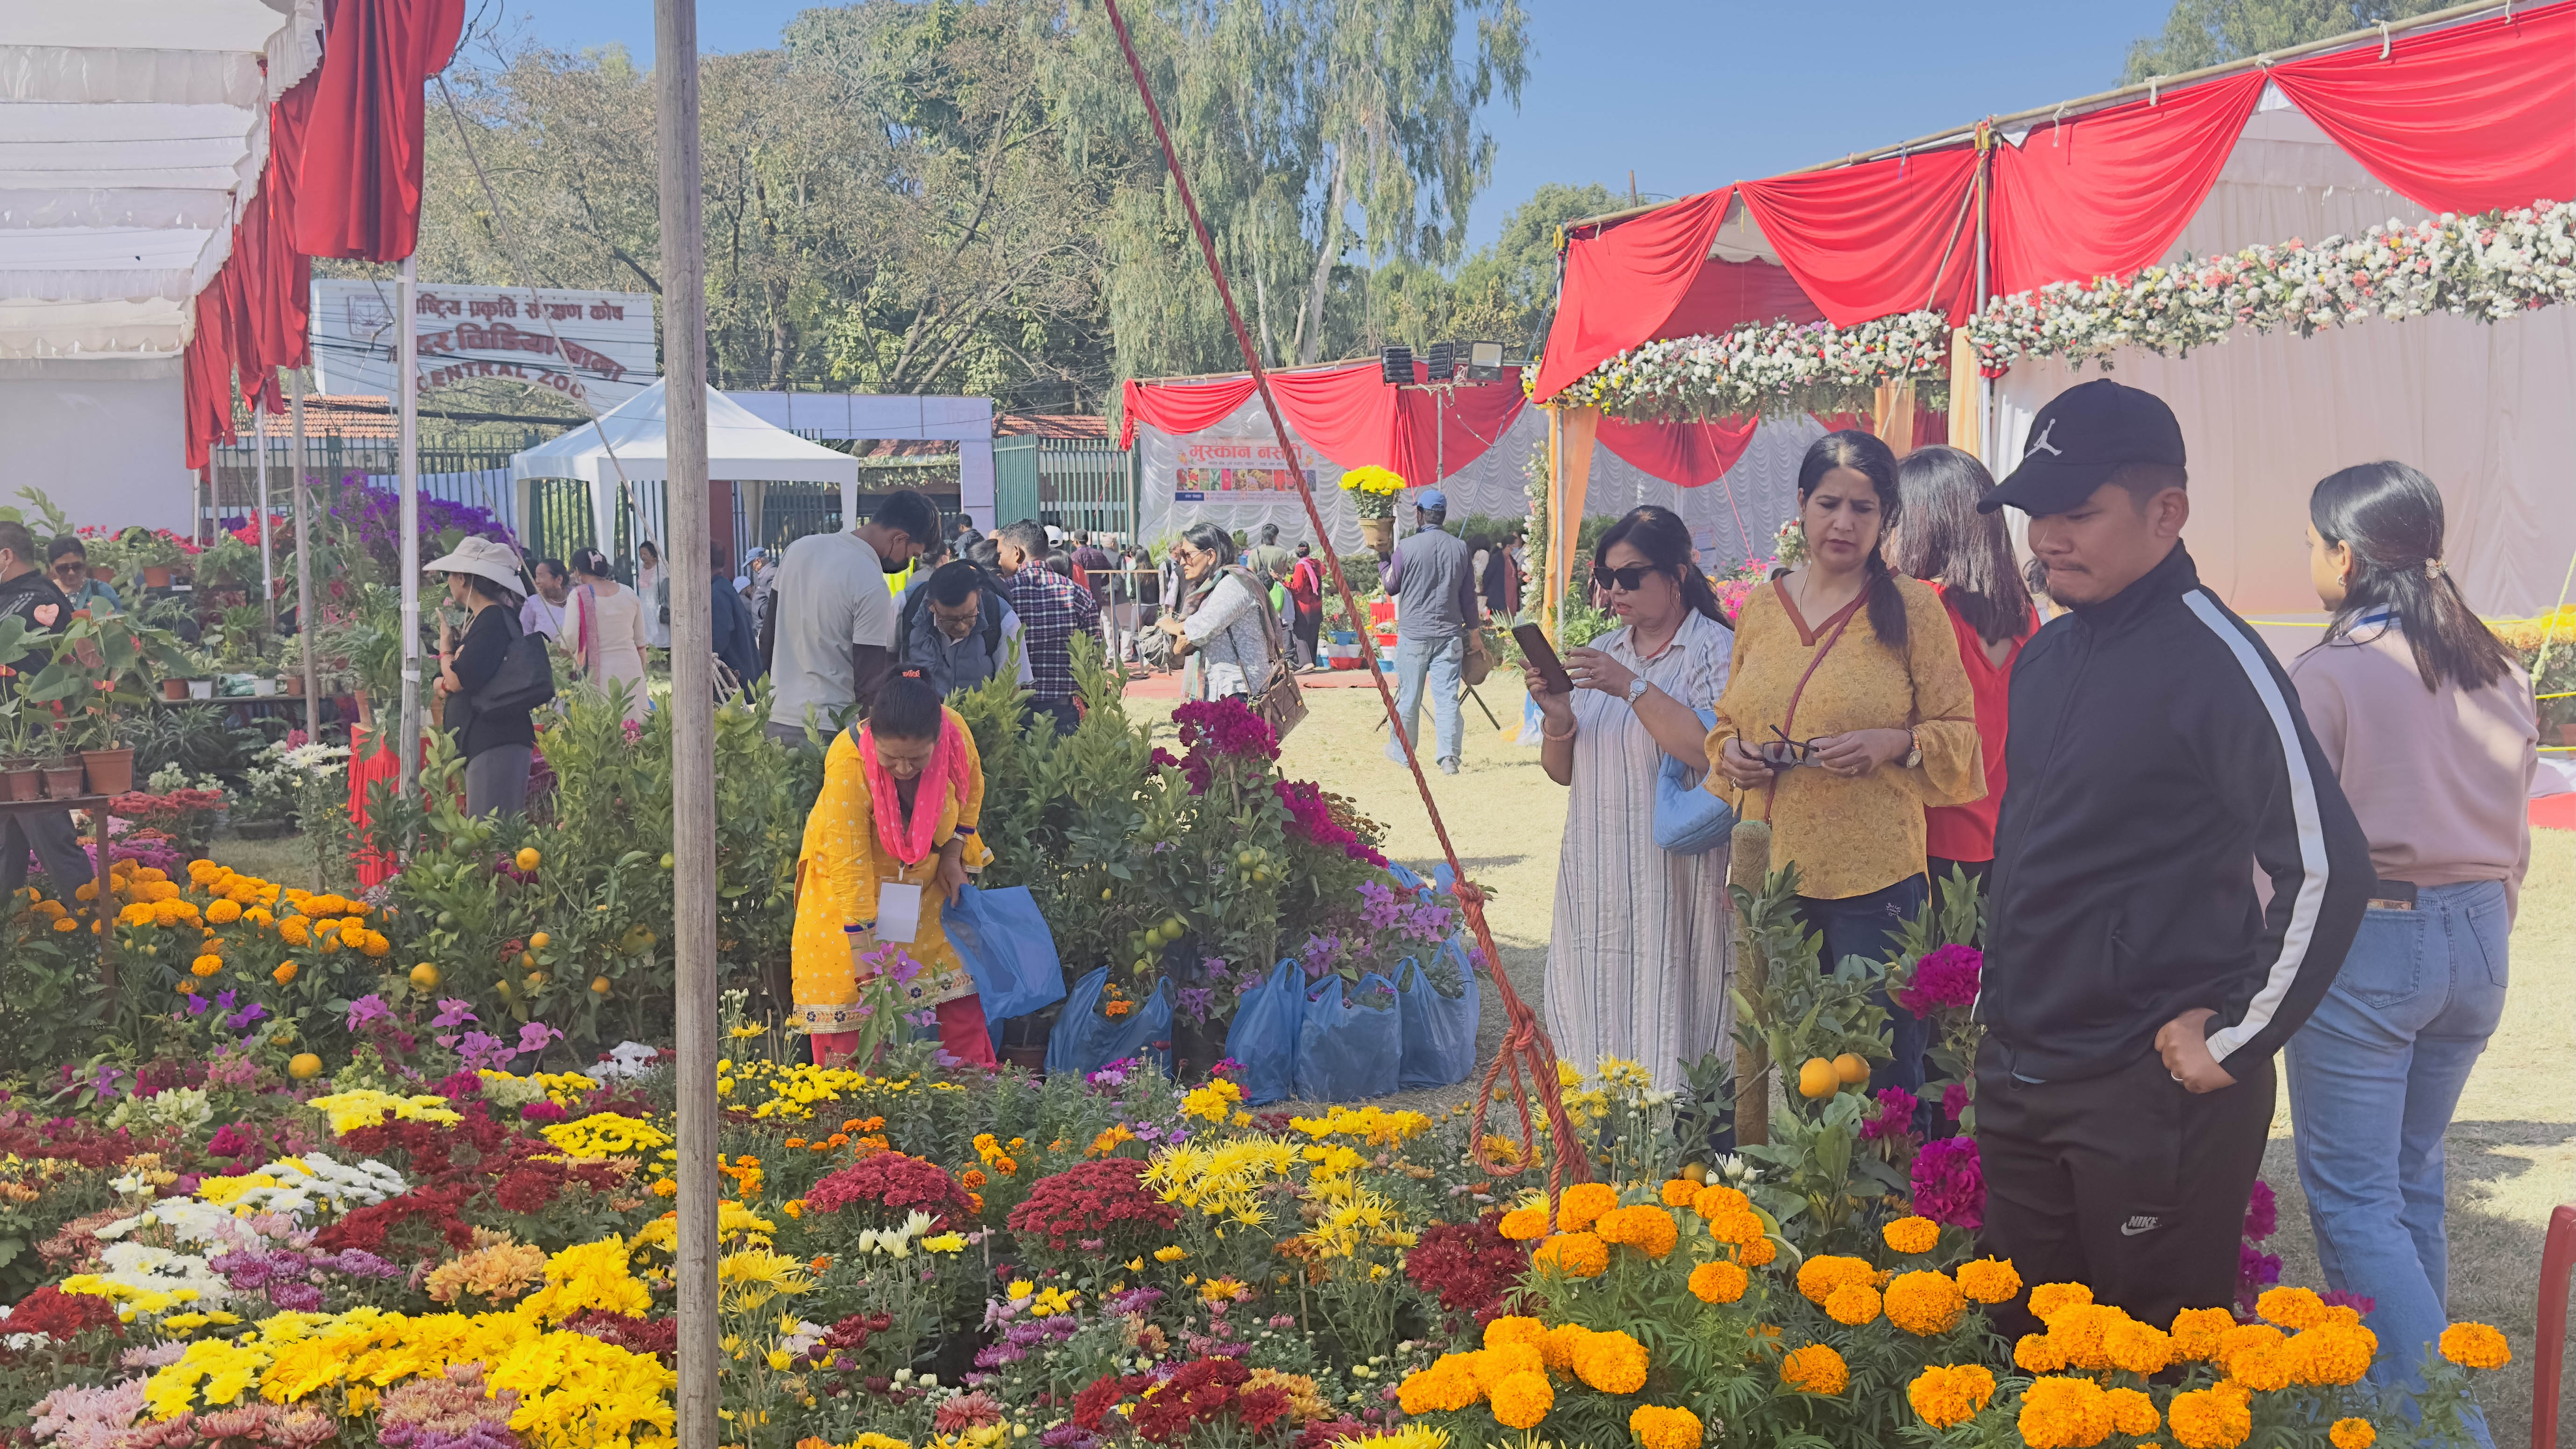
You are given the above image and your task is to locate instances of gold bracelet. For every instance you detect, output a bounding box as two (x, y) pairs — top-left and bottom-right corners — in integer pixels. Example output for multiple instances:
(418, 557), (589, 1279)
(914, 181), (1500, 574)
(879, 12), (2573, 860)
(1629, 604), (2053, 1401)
(1542, 719), (1575, 740)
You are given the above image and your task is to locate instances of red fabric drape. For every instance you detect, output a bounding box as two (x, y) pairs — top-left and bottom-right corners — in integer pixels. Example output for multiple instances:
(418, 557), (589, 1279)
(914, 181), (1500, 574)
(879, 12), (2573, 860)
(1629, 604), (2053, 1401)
(1248, 364), (1398, 471)
(2272, 2), (2576, 217)
(1657, 256), (1825, 338)
(1393, 366), (1526, 487)
(1531, 186), (1733, 402)
(287, 0), (468, 262)
(1595, 415), (1758, 488)
(182, 290), (237, 470)
(1989, 72), (2266, 299)
(1739, 148), (1980, 327)
(1117, 375), (1260, 447)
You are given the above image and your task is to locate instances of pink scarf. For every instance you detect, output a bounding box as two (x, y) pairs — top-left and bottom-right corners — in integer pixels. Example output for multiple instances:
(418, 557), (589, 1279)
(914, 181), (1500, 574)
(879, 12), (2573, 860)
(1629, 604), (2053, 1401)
(858, 713), (972, 866)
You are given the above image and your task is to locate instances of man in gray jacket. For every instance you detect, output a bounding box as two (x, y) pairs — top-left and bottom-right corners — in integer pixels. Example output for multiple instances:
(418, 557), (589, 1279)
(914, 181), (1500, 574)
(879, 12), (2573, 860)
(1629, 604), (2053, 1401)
(1380, 488), (1480, 775)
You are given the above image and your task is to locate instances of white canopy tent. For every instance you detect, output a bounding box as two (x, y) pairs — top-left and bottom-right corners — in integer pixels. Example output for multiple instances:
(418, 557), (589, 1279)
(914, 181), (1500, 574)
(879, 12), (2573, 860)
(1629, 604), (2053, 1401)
(0, 1), (323, 528)
(508, 378), (862, 558)
(1977, 85), (2576, 638)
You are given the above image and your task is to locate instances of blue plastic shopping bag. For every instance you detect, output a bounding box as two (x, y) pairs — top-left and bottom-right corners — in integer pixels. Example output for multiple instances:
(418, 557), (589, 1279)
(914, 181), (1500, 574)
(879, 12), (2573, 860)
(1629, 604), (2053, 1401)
(1295, 972), (1401, 1102)
(1046, 968), (1173, 1078)
(1395, 938), (1480, 1090)
(945, 884), (1067, 1052)
(1224, 959), (1307, 1106)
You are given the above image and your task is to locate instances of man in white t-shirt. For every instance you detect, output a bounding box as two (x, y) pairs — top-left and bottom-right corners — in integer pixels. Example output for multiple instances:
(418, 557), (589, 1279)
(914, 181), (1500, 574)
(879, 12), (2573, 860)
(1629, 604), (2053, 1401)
(763, 490), (939, 743)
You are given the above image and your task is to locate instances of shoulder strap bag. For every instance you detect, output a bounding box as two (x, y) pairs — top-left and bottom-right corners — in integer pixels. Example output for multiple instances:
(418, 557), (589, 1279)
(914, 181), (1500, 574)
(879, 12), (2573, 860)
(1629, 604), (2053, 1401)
(1222, 565), (1307, 742)
(472, 609), (558, 718)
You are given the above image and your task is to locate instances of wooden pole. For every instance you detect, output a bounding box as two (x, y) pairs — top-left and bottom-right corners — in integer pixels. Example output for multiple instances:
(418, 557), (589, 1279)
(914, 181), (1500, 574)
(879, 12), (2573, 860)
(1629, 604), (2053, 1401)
(395, 256), (422, 796)
(255, 411), (276, 634)
(656, 5), (719, 1449)
(288, 368), (322, 892)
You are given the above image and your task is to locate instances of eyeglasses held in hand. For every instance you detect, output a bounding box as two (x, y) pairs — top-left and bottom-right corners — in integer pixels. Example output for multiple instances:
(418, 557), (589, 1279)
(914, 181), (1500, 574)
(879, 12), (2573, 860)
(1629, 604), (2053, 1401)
(1760, 725), (1823, 771)
(1591, 562), (1662, 592)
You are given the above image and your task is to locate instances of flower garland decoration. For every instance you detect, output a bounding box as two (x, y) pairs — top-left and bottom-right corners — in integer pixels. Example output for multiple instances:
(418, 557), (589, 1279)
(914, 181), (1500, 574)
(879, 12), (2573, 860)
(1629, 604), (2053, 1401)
(1972, 201), (2576, 371)
(1541, 309), (1953, 421)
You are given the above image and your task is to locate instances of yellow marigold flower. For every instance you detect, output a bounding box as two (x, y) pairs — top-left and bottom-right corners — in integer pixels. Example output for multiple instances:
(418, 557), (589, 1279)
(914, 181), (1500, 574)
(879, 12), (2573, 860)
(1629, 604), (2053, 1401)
(2169, 1306), (2238, 1360)
(1689, 1260), (1748, 1304)
(2214, 1322), (2285, 1379)
(1497, 1206), (1549, 1241)
(2256, 1285), (2327, 1331)
(1737, 1234), (1776, 1267)
(1882, 1215), (1940, 1254)
(2104, 1318), (2176, 1375)
(1489, 1368), (1552, 1429)
(1536, 1322), (1589, 1372)
(1555, 1181), (1617, 1232)
(1907, 1363), (1997, 1429)
(52, 917), (76, 933)
(2168, 1387), (2253, 1449)
(2329, 1418), (2377, 1449)
(1629, 1403), (1703, 1449)
(1795, 1254), (1875, 1306)
(2017, 1375), (2114, 1449)
(2046, 1301), (2132, 1371)
(1596, 1204), (1679, 1259)
(2027, 1282), (2094, 1320)
(1531, 1230), (1608, 1279)
(1482, 1316), (1545, 1351)
(272, 962), (297, 985)
(1708, 1207), (1767, 1249)
(1879, 1269), (1965, 1336)
(2107, 1387), (2160, 1435)
(1779, 1343), (1848, 1396)
(1395, 1355), (1481, 1415)
(2286, 1322), (2377, 1386)
(1659, 1178), (1698, 1208)
(205, 899), (242, 924)
(2016, 1332), (2070, 1374)
(1571, 1328), (1648, 1394)
(1825, 1282), (1882, 1326)
(189, 954), (222, 978)
(2437, 1322), (2510, 1370)
(2230, 1342), (2292, 1392)
(279, 917), (310, 946)
(361, 931), (389, 957)
(1690, 1182), (1750, 1221)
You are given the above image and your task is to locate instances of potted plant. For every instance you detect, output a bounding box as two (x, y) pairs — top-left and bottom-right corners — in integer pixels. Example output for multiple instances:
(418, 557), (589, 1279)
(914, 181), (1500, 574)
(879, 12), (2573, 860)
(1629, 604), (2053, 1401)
(120, 527), (190, 590)
(1339, 464), (1405, 553)
(21, 611), (179, 798)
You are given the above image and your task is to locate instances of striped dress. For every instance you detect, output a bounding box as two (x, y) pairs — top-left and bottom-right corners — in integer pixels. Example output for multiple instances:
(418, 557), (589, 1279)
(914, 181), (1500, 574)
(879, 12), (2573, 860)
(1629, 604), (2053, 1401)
(1542, 608), (1736, 1091)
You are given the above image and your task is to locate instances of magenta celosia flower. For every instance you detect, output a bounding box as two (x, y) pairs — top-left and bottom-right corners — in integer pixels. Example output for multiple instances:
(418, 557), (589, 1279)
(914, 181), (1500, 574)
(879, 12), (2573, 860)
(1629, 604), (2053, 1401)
(1911, 1134), (1984, 1230)
(2243, 1177), (2277, 1241)
(1942, 1082), (1971, 1121)
(1861, 1086), (1919, 1142)
(1894, 943), (1982, 1015)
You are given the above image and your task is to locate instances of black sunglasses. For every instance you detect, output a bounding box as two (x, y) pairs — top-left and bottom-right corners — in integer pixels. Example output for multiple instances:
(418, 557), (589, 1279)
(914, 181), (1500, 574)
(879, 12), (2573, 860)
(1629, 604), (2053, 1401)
(1591, 562), (1667, 592)
(1759, 725), (1824, 771)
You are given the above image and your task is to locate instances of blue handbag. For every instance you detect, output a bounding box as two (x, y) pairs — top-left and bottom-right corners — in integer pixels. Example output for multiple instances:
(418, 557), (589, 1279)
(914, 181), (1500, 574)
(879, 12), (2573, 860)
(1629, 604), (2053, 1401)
(1653, 707), (1737, 855)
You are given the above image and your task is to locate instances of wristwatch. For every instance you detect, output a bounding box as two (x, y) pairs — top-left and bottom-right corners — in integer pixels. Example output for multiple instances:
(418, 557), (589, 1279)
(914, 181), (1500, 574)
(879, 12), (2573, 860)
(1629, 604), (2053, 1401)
(1903, 727), (1923, 769)
(1624, 677), (1650, 707)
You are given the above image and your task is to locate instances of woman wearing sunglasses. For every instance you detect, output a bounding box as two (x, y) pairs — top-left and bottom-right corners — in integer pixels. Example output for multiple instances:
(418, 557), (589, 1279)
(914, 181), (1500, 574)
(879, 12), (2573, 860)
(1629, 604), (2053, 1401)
(1530, 506), (1736, 1091)
(1709, 431), (1984, 1097)
(45, 537), (122, 617)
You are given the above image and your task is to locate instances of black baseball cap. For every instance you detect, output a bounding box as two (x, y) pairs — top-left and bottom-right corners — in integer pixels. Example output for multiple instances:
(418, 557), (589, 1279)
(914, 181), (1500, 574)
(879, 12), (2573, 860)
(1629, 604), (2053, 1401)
(1980, 378), (2186, 516)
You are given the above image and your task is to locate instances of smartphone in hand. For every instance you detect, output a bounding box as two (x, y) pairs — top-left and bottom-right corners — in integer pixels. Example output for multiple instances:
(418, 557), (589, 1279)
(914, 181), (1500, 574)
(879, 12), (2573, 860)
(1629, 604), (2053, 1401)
(1512, 623), (1574, 695)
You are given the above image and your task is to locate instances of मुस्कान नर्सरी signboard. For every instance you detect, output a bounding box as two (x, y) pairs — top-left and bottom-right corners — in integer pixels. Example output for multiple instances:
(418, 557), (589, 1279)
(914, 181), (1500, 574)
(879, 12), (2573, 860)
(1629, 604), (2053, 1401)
(1173, 438), (1319, 501)
(310, 279), (661, 411)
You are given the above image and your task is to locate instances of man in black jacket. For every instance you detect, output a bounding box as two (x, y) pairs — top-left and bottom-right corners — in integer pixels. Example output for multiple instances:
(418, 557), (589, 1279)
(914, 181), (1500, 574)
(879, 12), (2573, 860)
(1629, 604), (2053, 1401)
(1974, 380), (2371, 1337)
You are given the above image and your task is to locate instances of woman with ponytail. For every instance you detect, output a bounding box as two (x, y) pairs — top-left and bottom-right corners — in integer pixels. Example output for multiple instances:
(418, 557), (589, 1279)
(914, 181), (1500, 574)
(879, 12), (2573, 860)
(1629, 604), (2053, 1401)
(1710, 430), (1983, 1095)
(2284, 462), (2533, 1426)
(1530, 505), (1735, 1089)
(790, 672), (998, 1070)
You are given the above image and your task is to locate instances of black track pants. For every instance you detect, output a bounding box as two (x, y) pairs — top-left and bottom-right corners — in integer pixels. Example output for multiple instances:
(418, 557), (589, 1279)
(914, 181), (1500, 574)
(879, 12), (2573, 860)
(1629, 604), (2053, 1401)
(1973, 1037), (2274, 1342)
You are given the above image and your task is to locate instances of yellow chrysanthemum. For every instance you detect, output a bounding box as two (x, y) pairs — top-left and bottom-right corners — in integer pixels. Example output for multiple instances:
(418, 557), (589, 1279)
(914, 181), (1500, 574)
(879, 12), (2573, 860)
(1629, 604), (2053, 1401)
(1882, 1215), (1940, 1254)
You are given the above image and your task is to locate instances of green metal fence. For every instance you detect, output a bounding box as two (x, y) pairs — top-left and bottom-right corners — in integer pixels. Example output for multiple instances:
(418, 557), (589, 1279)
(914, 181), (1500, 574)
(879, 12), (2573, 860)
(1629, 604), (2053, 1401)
(993, 438), (1133, 537)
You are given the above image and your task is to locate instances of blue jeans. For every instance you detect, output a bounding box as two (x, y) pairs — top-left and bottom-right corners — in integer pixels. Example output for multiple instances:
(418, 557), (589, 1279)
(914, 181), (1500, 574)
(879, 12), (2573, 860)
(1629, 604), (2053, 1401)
(2286, 879), (2508, 1447)
(1796, 874), (1931, 1097)
(1384, 634), (1466, 767)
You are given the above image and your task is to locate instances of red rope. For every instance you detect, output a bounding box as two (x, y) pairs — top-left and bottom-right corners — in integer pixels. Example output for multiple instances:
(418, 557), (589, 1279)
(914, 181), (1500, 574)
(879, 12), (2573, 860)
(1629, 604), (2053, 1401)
(1095, 0), (1589, 1203)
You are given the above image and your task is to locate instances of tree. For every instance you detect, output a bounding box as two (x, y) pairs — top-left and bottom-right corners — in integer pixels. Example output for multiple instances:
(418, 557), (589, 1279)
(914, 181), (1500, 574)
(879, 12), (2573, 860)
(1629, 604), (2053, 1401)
(2123, 0), (2455, 81)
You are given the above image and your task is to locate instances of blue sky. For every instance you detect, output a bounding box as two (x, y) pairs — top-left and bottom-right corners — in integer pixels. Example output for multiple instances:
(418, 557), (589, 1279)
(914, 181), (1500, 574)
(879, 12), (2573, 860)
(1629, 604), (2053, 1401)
(478, 0), (2177, 249)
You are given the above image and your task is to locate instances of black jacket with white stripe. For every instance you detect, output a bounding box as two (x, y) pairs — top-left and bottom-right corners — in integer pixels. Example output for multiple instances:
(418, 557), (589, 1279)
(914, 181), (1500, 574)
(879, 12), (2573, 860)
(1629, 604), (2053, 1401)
(1982, 544), (2371, 1084)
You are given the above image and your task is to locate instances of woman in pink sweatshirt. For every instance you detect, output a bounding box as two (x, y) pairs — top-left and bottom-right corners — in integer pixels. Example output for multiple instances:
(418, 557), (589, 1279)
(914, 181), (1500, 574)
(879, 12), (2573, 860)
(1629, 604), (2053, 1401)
(2285, 461), (2534, 1441)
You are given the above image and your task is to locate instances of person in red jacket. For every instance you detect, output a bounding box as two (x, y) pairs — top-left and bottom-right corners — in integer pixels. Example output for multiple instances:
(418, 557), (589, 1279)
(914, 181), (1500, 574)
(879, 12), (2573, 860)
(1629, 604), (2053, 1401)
(1285, 543), (1324, 672)
(1890, 446), (2039, 895)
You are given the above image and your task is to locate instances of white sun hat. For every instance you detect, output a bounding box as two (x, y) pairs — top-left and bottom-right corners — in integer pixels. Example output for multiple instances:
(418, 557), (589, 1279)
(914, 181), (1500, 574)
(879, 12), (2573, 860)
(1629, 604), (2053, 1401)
(424, 535), (529, 595)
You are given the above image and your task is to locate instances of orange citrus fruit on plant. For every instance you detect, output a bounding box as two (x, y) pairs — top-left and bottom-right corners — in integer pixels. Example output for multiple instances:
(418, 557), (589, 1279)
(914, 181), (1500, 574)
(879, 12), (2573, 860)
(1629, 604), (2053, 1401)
(409, 963), (440, 991)
(287, 1053), (323, 1080)
(1832, 1053), (1870, 1086)
(1798, 1058), (1839, 1099)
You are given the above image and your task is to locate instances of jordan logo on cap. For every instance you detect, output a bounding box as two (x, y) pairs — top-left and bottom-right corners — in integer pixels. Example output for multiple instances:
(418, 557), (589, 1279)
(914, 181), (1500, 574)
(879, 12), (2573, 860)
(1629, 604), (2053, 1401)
(2027, 419), (2063, 457)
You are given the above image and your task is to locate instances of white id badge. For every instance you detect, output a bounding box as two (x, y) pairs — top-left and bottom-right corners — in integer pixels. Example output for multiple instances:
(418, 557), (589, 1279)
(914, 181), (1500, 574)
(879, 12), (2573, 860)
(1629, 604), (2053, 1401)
(875, 882), (923, 944)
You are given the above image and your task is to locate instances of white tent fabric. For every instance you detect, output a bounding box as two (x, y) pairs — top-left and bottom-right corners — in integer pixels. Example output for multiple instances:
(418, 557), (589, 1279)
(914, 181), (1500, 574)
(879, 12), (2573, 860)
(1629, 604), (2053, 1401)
(1987, 84), (2576, 628)
(510, 379), (862, 557)
(0, 1), (325, 359)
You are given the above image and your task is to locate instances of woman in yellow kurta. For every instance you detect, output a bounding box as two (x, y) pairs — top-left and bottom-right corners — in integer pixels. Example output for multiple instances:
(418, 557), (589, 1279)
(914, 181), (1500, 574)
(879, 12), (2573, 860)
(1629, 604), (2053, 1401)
(1708, 430), (1984, 1097)
(792, 673), (995, 1067)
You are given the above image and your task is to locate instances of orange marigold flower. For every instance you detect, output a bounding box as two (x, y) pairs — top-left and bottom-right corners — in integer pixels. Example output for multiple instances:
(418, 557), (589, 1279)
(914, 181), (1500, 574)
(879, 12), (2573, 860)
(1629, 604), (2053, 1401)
(2169, 1306), (2238, 1360)
(2016, 1375), (2114, 1449)
(1490, 1368), (1552, 1429)
(2256, 1285), (2327, 1331)
(1825, 1281), (1882, 1325)
(2437, 1322), (2509, 1370)
(1629, 1403), (1703, 1449)
(1907, 1363), (1997, 1429)
(1531, 1230), (1608, 1279)
(1571, 1328), (1648, 1394)
(1882, 1215), (1941, 1254)
(1690, 1183), (1751, 1221)
(1596, 1204), (1680, 1259)
(1659, 1178), (1699, 1208)
(1556, 1181), (1618, 1233)
(2329, 1419), (2377, 1449)
(2168, 1387), (2253, 1449)
(1780, 1343), (1848, 1396)
(2027, 1282), (2094, 1320)
(1483, 1316), (1546, 1350)
(1689, 1260), (1749, 1304)
(1884, 1269), (1967, 1336)
(1736, 1234), (1776, 1267)
(2106, 1388), (2160, 1436)
(1497, 1206), (1551, 1241)
(1795, 1254), (1875, 1306)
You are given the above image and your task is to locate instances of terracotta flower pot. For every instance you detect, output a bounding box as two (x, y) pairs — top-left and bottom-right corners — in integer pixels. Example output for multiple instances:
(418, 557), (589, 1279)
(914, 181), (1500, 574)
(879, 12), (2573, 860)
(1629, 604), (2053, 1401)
(81, 747), (134, 798)
(284, 674), (307, 698)
(142, 565), (173, 589)
(41, 761), (87, 799)
(2, 762), (41, 802)
(161, 678), (188, 701)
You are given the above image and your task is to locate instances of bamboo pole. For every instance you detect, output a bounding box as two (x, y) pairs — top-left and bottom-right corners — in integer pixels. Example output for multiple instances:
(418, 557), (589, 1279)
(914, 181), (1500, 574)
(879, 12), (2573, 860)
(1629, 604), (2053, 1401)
(395, 257), (422, 796)
(288, 368), (321, 892)
(656, 4), (720, 1448)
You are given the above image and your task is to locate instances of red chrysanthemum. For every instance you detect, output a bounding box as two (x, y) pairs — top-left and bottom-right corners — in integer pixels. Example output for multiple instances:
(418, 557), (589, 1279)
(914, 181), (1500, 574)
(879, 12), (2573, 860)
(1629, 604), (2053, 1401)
(805, 1152), (976, 1231)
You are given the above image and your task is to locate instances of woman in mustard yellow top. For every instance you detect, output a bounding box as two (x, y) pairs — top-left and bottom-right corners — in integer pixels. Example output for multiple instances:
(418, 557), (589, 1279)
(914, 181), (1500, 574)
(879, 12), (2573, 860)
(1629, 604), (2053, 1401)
(1709, 430), (1984, 1094)
(792, 673), (995, 1068)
